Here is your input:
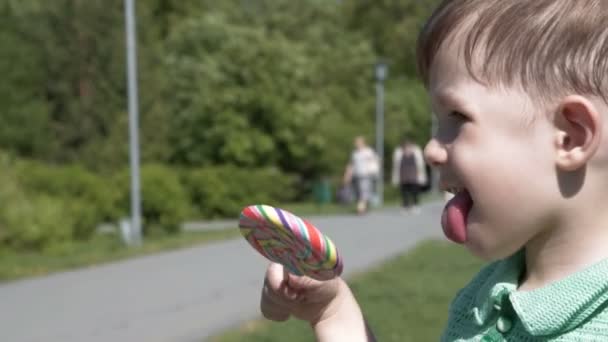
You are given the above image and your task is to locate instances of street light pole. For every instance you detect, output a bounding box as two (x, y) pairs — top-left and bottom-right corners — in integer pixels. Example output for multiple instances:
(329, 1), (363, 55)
(431, 112), (440, 193)
(375, 61), (388, 207)
(124, 0), (142, 246)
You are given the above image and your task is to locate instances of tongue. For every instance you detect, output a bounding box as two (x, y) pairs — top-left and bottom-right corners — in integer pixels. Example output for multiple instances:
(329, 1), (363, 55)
(441, 190), (473, 244)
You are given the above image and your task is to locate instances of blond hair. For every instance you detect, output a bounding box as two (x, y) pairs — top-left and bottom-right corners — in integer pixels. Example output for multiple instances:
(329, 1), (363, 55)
(417, 0), (608, 103)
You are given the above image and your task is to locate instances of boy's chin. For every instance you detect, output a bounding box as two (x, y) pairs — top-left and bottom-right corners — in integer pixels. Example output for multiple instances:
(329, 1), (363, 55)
(465, 242), (500, 261)
(464, 229), (518, 261)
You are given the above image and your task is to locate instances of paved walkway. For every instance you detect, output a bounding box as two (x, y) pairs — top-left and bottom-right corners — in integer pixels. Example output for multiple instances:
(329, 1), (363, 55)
(0, 201), (446, 342)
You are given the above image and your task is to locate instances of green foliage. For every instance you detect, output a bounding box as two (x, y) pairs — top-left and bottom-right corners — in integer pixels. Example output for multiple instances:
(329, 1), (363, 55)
(116, 164), (191, 235)
(1, 0), (438, 172)
(0, 0), (171, 168)
(0, 194), (73, 252)
(182, 166), (298, 219)
(0, 0), (441, 251)
(384, 79), (432, 148)
(142, 165), (191, 234)
(1, 0), (437, 175)
(16, 162), (120, 239)
(341, 0), (442, 77)
(0, 156), (73, 251)
(0, 5), (53, 158)
(163, 5), (378, 178)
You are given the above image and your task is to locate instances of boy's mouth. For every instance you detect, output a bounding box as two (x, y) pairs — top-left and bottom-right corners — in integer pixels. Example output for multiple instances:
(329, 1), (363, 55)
(441, 188), (473, 244)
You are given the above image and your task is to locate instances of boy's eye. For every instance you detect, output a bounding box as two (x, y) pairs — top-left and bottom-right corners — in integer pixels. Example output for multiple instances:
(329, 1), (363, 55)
(448, 111), (467, 120)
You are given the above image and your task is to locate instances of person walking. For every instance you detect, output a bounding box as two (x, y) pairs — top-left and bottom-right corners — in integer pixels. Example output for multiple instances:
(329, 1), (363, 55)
(343, 136), (380, 215)
(392, 138), (426, 214)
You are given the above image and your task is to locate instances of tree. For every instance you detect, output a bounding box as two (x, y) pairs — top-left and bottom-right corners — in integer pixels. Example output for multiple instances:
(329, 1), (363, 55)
(163, 2), (377, 178)
(0, 0), (171, 169)
(341, 0), (440, 77)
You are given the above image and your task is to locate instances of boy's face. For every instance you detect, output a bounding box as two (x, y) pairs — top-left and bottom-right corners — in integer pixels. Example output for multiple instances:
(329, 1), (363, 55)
(425, 44), (561, 260)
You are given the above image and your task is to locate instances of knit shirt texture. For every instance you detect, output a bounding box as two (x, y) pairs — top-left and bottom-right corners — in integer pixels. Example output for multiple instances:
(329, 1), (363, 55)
(441, 251), (608, 341)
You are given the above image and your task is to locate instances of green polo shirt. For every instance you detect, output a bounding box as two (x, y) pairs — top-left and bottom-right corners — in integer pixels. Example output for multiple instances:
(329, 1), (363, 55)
(442, 251), (608, 341)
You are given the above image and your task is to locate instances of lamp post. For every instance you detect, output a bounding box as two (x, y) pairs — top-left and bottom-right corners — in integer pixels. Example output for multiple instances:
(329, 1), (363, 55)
(375, 61), (388, 206)
(431, 112), (440, 193)
(124, 0), (142, 246)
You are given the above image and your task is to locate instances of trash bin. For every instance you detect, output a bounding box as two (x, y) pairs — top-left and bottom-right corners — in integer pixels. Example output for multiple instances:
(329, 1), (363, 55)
(312, 178), (332, 205)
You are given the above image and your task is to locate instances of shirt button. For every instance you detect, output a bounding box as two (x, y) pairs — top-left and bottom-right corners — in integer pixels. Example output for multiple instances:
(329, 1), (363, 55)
(496, 316), (513, 333)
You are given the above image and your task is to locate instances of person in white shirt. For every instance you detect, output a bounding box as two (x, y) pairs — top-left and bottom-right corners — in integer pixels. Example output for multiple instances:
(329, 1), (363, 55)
(343, 136), (380, 215)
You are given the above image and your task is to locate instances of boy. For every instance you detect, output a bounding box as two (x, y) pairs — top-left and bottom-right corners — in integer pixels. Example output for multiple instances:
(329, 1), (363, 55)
(258, 1), (608, 341)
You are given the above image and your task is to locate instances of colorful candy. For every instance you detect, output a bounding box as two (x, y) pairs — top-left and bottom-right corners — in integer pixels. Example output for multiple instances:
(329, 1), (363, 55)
(238, 204), (343, 281)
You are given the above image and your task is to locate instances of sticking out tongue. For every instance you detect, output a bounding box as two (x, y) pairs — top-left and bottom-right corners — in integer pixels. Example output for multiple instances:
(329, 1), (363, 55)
(441, 190), (473, 244)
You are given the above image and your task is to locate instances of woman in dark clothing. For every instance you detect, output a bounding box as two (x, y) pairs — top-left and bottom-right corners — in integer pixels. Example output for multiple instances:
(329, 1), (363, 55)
(394, 139), (427, 213)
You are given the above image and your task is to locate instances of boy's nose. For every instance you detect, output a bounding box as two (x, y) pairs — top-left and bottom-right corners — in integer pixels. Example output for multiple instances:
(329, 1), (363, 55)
(424, 138), (448, 167)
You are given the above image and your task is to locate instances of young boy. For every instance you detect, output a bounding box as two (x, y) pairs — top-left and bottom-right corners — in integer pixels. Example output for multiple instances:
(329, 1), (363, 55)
(258, 1), (608, 340)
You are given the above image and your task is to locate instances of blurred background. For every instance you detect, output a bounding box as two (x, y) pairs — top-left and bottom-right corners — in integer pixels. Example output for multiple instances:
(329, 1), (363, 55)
(0, 1), (485, 342)
(0, 0), (437, 258)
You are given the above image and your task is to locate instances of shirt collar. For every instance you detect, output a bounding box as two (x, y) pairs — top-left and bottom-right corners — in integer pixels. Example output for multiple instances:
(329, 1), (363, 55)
(472, 251), (608, 336)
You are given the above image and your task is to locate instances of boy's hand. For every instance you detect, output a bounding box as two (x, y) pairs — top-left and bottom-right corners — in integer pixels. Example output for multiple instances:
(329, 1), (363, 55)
(260, 262), (376, 342)
(260, 262), (342, 324)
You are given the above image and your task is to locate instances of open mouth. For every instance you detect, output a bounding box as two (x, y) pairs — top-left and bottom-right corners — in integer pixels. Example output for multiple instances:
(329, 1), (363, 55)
(441, 188), (474, 244)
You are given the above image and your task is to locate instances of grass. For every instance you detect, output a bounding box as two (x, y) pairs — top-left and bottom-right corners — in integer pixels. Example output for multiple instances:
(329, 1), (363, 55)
(211, 240), (484, 342)
(0, 228), (240, 282)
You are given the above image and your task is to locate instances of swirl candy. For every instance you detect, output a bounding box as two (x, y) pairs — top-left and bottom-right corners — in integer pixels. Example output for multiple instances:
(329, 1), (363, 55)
(238, 204), (343, 281)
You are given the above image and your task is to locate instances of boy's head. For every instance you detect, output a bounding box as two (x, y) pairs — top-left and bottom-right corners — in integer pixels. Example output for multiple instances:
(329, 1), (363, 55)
(418, 0), (608, 260)
(417, 0), (608, 104)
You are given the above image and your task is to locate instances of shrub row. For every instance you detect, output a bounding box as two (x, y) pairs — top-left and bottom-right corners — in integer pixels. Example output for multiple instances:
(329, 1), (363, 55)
(0, 154), (298, 251)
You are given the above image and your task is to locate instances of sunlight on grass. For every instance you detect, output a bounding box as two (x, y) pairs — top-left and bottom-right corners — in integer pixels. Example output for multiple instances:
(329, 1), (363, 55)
(211, 240), (483, 342)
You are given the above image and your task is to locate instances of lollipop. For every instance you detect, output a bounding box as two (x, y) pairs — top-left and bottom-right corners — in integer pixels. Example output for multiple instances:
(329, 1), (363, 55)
(238, 204), (343, 281)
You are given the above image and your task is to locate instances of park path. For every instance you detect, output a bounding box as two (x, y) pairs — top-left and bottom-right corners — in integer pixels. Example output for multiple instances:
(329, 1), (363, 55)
(0, 201), (445, 342)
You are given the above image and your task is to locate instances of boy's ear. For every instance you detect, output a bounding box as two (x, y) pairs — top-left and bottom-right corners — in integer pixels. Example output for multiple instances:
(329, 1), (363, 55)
(554, 95), (602, 171)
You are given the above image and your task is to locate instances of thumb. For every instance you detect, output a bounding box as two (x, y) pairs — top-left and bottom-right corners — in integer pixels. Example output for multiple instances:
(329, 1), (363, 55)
(265, 262), (288, 292)
(261, 263), (291, 322)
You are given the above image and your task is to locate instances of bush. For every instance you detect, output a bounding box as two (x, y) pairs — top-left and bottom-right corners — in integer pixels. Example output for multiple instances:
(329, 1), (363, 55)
(116, 164), (191, 235)
(16, 162), (120, 239)
(182, 166), (298, 219)
(0, 162), (73, 251)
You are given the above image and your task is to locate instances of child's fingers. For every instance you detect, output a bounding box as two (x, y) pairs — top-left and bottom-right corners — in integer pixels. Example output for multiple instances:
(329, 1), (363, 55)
(264, 263), (298, 302)
(265, 263), (287, 291)
(261, 263), (292, 321)
(260, 294), (291, 321)
(286, 272), (320, 292)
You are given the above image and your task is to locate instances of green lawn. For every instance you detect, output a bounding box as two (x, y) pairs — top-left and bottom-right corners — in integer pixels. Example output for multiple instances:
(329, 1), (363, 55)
(0, 228), (240, 282)
(212, 240), (483, 342)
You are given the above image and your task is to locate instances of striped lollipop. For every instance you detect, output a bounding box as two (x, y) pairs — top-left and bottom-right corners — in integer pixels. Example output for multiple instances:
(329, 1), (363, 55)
(238, 204), (343, 281)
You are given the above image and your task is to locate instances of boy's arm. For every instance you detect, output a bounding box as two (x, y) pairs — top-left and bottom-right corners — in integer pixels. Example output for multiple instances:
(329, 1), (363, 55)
(312, 280), (377, 342)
